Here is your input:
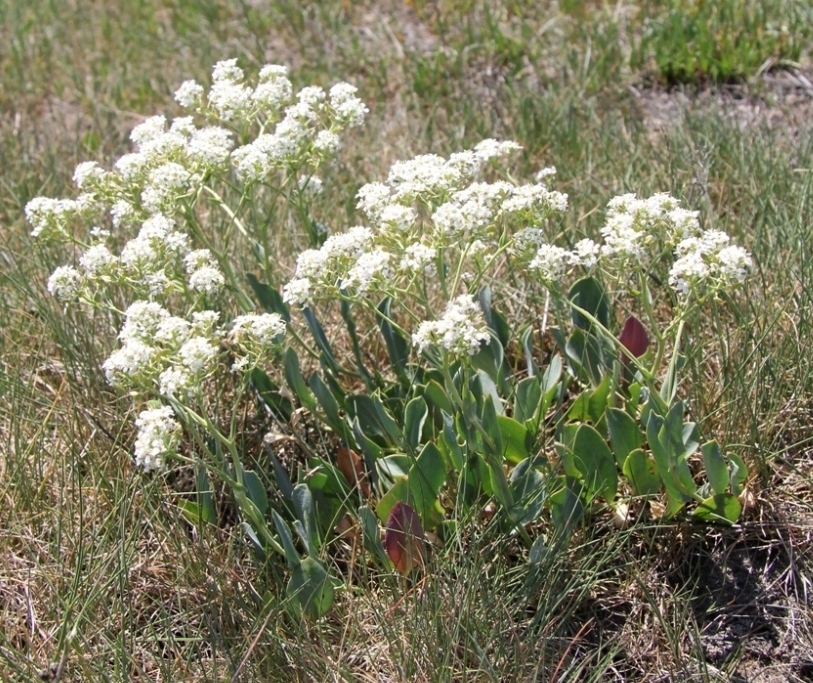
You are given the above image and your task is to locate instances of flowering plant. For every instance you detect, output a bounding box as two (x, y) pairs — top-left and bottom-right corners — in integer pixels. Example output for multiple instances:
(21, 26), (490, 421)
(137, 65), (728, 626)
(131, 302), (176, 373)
(30, 60), (752, 617)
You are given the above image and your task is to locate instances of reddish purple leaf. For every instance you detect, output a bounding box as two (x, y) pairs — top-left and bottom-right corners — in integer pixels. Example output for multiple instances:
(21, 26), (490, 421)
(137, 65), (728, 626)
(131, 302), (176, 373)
(618, 315), (649, 364)
(385, 502), (426, 574)
(337, 446), (371, 498)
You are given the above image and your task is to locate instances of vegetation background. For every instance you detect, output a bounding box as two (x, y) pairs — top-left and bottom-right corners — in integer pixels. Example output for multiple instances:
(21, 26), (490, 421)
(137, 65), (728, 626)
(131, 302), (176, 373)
(1, 0), (812, 680)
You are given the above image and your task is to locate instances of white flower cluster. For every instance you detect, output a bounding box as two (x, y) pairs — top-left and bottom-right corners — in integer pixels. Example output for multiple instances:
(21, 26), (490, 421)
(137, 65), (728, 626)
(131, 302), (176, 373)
(283, 140), (568, 308)
(227, 313), (287, 372)
(412, 294), (491, 357)
(102, 301), (224, 401)
(527, 238), (601, 282)
(134, 405), (182, 471)
(283, 226), (376, 304)
(207, 62), (367, 184)
(599, 192), (700, 262)
(669, 230), (753, 295)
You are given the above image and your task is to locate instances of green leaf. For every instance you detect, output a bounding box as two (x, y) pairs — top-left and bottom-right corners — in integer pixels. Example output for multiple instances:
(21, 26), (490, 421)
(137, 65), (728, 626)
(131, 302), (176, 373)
(647, 411), (690, 516)
(550, 477), (584, 535)
(287, 556), (335, 618)
(520, 325), (538, 377)
(497, 415), (534, 465)
(376, 479), (409, 524)
(302, 307), (341, 376)
(241, 522), (267, 560)
(195, 465), (216, 524)
(340, 298), (373, 388)
(246, 273), (291, 322)
(514, 376), (542, 425)
(622, 449), (661, 496)
(377, 297), (410, 380)
(607, 407), (644, 469)
(265, 445), (294, 501)
(728, 453), (748, 496)
(481, 394), (504, 458)
(509, 458), (546, 525)
(251, 368), (293, 421)
(568, 276), (611, 330)
(284, 347), (317, 410)
(441, 411), (464, 471)
(293, 484), (317, 557)
(572, 424), (617, 500)
(243, 470), (268, 516)
(422, 380), (453, 422)
(347, 394), (401, 446)
(478, 285), (511, 348)
(701, 440), (730, 496)
(404, 396), (429, 454)
(409, 442), (447, 524)
(272, 510), (301, 569)
(693, 493), (742, 525)
(542, 354), (563, 394)
(308, 374), (352, 442)
(359, 506), (389, 568)
(565, 329), (607, 386)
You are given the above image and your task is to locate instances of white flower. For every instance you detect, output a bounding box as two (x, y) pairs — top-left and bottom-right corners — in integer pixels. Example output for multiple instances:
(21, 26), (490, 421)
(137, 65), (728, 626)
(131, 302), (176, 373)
(412, 294), (490, 357)
(178, 336), (218, 373)
(155, 315), (192, 346)
(388, 153), (461, 202)
(47, 265), (82, 300)
(356, 182), (392, 221)
(133, 405), (181, 471)
(229, 313), (286, 347)
(170, 116), (196, 137)
(529, 244), (571, 281)
(313, 130), (340, 155)
(282, 277), (311, 306)
(141, 162), (193, 213)
(473, 139), (522, 160)
(103, 339), (158, 385)
(298, 176), (323, 197)
(400, 243), (437, 275)
(668, 230), (752, 294)
(131, 116), (167, 149)
(212, 59), (243, 83)
(570, 239), (600, 268)
(716, 245), (752, 282)
(446, 151), (481, 180)
(501, 184), (568, 215)
(175, 80), (204, 108)
(114, 152), (149, 181)
(25, 197), (81, 239)
(119, 301), (170, 343)
(159, 366), (193, 398)
(110, 200), (136, 228)
(208, 60), (252, 121)
(187, 127), (233, 167)
(666, 208), (701, 241)
(599, 212), (643, 260)
(343, 248), (393, 293)
(379, 204), (416, 232)
(188, 266), (225, 296)
(293, 248), (330, 280)
(536, 166), (557, 181)
(143, 270), (170, 295)
(432, 182), (512, 237)
(328, 82), (367, 127)
(73, 161), (105, 190)
(191, 310), (220, 336)
(253, 65), (293, 115)
(80, 244), (117, 277)
(184, 248), (216, 273)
